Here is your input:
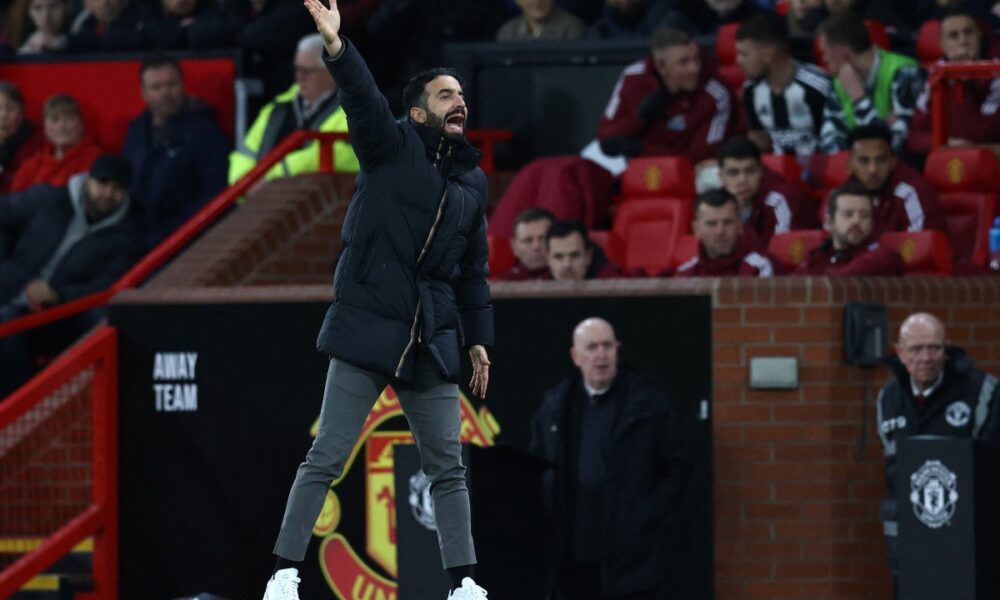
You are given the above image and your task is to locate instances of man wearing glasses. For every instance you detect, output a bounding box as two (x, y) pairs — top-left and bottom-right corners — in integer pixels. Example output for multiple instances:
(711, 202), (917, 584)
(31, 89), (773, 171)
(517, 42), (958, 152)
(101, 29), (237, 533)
(228, 32), (359, 184)
(876, 312), (1000, 598)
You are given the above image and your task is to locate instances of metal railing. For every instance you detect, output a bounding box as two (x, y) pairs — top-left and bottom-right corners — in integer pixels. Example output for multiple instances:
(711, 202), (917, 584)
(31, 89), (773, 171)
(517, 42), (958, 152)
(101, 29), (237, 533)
(0, 326), (118, 599)
(928, 61), (1000, 149)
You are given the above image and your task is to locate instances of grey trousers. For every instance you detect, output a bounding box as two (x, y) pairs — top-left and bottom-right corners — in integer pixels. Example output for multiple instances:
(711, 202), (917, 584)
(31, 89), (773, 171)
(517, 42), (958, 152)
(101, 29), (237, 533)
(273, 351), (476, 569)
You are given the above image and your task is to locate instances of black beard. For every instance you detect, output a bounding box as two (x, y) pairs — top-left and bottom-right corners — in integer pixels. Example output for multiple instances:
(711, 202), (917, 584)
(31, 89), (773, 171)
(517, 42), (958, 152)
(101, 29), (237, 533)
(425, 110), (466, 142)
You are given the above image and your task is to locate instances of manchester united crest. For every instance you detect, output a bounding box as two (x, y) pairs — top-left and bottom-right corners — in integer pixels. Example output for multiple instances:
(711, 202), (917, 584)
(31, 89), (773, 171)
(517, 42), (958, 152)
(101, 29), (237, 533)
(909, 460), (959, 529)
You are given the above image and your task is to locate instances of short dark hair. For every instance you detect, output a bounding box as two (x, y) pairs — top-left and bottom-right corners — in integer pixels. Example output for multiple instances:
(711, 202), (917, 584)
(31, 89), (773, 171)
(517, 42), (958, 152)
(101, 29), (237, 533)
(846, 122), (893, 149)
(651, 27), (693, 52)
(402, 67), (464, 111)
(736, 12), (789, 48)
(827, 180), (873, 218)
(43, 94), (81, 120)
(0, 81), (24, 108)
(139, 55), (183, 80)
(818, 13), (872, 53)
(513, 207), (555, 232)
(545, 219), (588, 246)
(940, 6), (980, 24)
(717, 135), (762, 165)
(693, 189), (738, 216)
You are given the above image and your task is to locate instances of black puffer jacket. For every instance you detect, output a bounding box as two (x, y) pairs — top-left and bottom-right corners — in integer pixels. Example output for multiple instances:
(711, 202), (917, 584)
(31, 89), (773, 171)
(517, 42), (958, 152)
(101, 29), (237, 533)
(876, 347), (1000, 570)
(530, 368), (692, 595)
(317, 38), (493, 382)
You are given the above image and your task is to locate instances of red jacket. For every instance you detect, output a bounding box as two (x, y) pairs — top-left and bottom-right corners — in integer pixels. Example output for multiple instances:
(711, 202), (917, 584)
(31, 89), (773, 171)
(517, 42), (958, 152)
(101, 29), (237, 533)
(9, 138), (104, 193)
(495, 261), (549, 281)
(861, 164), (948, 239)
(675, 233), (777, 277)
(597, 56), (739, 164)
(909, 61), (1000, 154)
(795, 238), (904, 276)
(743, 169), (820, 245)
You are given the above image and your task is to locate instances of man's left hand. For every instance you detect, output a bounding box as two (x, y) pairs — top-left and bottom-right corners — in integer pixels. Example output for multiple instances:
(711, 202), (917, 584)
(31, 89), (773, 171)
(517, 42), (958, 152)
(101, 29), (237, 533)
(24, 280), (59, 310)
(468, 344), (490, 399)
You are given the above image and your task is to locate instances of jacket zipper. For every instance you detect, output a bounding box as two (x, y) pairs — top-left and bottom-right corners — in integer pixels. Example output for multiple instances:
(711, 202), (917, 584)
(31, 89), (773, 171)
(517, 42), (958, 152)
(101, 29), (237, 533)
(395, 142), (453, 378)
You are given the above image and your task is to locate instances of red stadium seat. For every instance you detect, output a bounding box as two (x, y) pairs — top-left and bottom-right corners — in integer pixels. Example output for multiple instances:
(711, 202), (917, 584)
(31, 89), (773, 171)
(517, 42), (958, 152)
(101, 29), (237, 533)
(775, 0), (788, 15)
(767, 230), (826, 272)
(814, 20), (889, 69)
(610, 199), (690, 270)
(940, 192), (997, 266)
(487, 233), (516, 276)
(619, 156), (696, 201)
(817, 151), (852, 189)
(717, 64), (746, 96)
(716, 23), (740, 66)
(880, 231), (953, 274)
(672, 234), (700, 270)
(588, 230), (610, 255)
(924, 148), (1000, 192)
(917, 20), (942, 65)
(624, 219), (683, 276)
(761, 154), (808, 193)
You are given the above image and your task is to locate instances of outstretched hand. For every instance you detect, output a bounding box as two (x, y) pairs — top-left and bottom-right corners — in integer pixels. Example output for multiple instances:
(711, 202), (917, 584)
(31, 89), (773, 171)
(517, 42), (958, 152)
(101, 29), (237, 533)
(468, 345), (491, 399)
(303, 0), (342, 56)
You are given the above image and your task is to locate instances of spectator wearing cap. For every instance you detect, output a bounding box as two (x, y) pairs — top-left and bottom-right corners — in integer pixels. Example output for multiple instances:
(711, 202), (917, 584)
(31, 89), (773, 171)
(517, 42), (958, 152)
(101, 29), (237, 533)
(0, 154), (143, 396)
(10, 94), (103, 193)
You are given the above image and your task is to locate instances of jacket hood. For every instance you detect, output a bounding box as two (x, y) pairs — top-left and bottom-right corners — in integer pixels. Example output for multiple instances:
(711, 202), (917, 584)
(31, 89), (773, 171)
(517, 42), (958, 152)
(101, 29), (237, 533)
(67, 172), (131, 231)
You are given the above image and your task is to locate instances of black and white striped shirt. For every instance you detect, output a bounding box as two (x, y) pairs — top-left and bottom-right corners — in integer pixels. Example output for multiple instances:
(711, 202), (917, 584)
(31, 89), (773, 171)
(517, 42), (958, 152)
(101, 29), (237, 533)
(742, 62), (831, 157)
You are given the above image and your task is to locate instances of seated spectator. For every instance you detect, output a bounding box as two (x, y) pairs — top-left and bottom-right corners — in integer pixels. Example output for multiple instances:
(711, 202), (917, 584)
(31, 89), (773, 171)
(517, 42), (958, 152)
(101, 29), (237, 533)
(139, 0), (243, 49)
(676, 189), (777, 277)
(497, 207), (554, 281)
(123, 56), (229, 249)
(817, 12), (925, 153)
(0, 82), (45, 193)
(497, 0), (585, 40)
(716, 135), (819, 244)
(489, 26), (738, 235)
(795, 180), (904, 275)
(596, 27), (738, 165)
(585, 0), (671, 39)
(19, 0), (70, 54)
(0, 154), (142, 396)
(908, 8), (1000, 156)
(846, 123), (947, 237)
(68, 0), (144, 52)
(736, 12), (831, 158)
(545, 220), (621, 280)
(662, 0), (764, 36)
(10, 95), (103, 193)
(229, 33), (358, 184)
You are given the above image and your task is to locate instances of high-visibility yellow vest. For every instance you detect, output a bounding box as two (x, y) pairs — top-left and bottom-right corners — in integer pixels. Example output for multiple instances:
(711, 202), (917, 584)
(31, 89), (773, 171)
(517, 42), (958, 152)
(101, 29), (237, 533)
(228, 84), (359, 184)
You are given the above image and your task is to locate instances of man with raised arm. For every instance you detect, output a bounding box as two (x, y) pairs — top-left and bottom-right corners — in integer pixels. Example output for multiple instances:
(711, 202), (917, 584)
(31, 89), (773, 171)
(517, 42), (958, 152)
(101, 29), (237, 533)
(262, 1), (493, 598)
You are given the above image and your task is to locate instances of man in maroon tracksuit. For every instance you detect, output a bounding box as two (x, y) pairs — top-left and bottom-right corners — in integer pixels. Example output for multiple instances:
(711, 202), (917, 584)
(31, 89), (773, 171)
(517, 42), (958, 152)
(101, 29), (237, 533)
(544, 220), (622, 281)
(597, 27), (739, 165)
(675, 189), (777, 277)
(716, 135), (819, 245)
(495, 207), (554, 281)
(796, 181), (905, 276)
(847, 123), (948, 239)
(908, 8), (1000, 155)
(487, 26), (739, 237)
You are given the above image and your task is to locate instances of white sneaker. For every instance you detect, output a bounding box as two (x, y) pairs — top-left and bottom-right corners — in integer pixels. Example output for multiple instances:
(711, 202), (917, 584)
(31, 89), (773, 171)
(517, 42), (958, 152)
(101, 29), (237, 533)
(447, 577), (488, 599)
(263, 568), (301, 600)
